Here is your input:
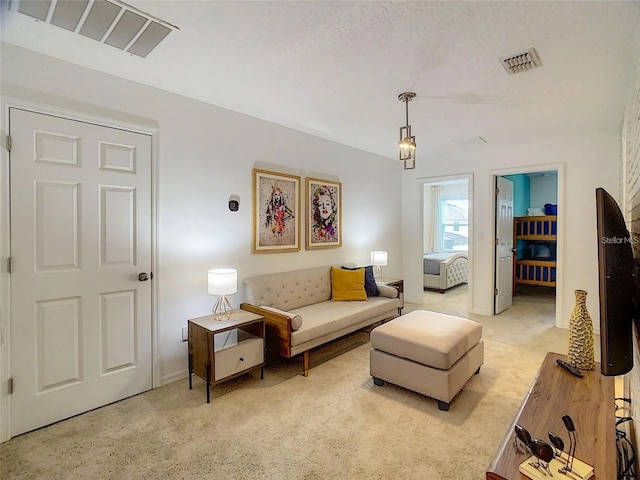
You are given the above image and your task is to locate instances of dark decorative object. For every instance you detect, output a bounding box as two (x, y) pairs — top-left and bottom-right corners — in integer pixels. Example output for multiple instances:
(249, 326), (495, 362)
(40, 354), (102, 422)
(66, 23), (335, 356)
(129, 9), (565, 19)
(548, 431), (567, 464)
(514, 424), (532, 455)
(530, 439), (554, 476)
(560, 415), (577, 476)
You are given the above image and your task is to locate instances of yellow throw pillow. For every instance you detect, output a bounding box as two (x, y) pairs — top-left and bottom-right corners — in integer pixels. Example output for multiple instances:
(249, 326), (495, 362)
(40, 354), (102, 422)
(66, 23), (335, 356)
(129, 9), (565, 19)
(331, 266), (367, 301)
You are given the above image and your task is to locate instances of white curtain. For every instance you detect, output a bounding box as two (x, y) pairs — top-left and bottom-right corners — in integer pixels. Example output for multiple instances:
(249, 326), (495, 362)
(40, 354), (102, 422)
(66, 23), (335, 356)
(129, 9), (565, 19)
(426, 185), (442, 252)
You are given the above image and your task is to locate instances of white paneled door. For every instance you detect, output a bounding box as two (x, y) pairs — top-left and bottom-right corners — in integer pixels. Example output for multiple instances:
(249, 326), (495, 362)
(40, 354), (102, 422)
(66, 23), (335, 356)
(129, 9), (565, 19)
(494, 176), (514, 314)
(9, 108), (152, 436)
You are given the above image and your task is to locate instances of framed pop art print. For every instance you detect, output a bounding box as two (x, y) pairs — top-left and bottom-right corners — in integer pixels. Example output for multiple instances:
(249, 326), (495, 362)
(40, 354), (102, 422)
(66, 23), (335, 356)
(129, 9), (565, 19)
(252, 169), (301, 253)
(305, 177), (342, 249)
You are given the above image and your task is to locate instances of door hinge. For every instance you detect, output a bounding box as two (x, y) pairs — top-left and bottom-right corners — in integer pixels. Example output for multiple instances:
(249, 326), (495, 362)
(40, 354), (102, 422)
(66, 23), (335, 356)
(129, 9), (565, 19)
(495, 288), (499, 296)
(7, 257), (12, 274)
(8, 378), (13, 395)
(495, 187), (500, 195)
(495, 238), (499, 246)
(6, 135), (11, 152)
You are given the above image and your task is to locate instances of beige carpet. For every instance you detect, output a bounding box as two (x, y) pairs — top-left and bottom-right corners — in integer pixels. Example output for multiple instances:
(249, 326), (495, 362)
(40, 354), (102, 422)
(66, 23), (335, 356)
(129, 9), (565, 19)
(1, 285), (578, 480)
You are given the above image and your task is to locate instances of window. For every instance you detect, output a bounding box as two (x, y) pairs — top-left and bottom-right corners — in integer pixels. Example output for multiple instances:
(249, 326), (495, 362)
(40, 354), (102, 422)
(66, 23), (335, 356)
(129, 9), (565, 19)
(440, 199), (468, 251)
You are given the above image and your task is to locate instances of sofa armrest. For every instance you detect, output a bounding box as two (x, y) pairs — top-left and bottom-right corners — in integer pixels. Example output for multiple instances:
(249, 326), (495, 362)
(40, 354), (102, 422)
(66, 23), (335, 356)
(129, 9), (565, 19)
(378, 285), (398, 298)
(240, 303), (292, 357)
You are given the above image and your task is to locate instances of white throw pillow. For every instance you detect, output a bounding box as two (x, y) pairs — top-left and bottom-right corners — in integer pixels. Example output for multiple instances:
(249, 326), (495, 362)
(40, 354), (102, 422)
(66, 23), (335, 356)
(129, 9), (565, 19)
(259, 305), (303, 331)
(527, 207), (545, 216)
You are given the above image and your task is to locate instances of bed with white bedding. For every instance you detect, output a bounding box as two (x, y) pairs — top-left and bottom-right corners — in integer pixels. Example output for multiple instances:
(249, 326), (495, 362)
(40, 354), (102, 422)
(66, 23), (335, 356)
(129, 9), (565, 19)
(423, 252), (468, 293)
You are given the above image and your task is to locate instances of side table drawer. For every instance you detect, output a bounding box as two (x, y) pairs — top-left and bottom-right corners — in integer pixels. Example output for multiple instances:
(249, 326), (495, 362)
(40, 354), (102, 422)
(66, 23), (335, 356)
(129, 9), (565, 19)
(215, 335), (264, 381)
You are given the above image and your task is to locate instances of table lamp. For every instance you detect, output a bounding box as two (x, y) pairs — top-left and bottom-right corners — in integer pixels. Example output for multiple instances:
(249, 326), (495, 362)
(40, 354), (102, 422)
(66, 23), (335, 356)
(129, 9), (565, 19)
(208, 268), (237, 320)
(371, 251), (388, 279)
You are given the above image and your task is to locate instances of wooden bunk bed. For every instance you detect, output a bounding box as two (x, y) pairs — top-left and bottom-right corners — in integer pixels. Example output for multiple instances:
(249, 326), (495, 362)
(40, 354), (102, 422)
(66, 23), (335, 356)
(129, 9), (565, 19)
(513, 215), (557, 291)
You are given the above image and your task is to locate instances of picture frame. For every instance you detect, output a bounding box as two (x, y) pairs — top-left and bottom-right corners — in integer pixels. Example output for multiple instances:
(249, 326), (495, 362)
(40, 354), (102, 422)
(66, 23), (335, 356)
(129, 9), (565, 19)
(305, 177), (342, 249)
(252, 169), (301, 253)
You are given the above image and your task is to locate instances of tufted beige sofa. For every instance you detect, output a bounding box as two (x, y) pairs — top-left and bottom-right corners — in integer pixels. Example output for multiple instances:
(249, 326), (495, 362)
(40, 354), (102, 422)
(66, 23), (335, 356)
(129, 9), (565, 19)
(240, 266), (400, 376)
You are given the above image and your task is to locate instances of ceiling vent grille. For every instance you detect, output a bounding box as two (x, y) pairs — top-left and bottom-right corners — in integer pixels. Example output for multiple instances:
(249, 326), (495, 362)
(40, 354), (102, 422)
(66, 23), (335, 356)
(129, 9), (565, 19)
(499, 48), (542, 75)
(17, 0), (178, 58)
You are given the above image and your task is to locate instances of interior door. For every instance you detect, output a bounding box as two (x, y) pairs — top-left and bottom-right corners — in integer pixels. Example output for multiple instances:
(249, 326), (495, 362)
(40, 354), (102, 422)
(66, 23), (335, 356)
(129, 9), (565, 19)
(494, 176), (514, 314)
(9, 108), (152, 436)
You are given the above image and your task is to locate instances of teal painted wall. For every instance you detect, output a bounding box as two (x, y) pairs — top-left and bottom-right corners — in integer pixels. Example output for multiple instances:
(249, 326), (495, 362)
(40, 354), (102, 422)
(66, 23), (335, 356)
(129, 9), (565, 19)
(503, 174), (530, 216)
(503, 174), (531, 259)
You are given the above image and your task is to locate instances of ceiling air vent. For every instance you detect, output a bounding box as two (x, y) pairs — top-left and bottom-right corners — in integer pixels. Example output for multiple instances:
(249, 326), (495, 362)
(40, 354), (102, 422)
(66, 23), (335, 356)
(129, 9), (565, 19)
(499, 48), (542, 75)
(17, 0), (178, 58)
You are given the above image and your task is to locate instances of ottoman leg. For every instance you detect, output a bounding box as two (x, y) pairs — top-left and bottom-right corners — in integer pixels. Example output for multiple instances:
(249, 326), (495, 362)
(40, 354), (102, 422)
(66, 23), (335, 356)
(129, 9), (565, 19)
(475, 367), (481, 375)
(437, 400), (450, 411)
(373, 377), (385, 386)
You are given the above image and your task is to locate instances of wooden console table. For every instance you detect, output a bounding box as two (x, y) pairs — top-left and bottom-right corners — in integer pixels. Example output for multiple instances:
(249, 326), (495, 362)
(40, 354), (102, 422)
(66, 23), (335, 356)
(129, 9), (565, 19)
(486, 352), (615, 479)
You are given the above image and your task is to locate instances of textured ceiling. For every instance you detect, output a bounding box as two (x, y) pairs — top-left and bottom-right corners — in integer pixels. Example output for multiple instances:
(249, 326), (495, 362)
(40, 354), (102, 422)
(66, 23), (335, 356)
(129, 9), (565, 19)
(2, 1), (639, 160)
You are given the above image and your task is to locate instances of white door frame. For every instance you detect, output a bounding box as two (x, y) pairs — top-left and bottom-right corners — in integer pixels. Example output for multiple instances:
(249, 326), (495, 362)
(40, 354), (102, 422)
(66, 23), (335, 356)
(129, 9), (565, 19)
(489, 163), (565, 326)
(0, 97), (160, 442)
(419, 173), (474, 314)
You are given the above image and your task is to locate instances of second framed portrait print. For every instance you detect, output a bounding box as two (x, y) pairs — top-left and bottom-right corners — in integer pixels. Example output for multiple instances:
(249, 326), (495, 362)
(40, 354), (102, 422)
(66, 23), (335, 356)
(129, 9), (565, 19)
(306, 177), (342, 249)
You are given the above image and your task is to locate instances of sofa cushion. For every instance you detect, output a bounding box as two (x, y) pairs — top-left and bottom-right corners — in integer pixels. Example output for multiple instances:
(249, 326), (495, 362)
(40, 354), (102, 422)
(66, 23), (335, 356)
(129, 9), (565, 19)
(331, 267), (367, 301)
(342, 265), (380, 297)
(259, 305), (303, 331)
(290, 297), (398, 347)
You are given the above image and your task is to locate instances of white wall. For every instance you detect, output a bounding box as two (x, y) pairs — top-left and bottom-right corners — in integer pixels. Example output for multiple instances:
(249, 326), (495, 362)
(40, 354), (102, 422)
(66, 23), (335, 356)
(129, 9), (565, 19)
(0, 45), (402, 388)
(402, 134), (622, 323)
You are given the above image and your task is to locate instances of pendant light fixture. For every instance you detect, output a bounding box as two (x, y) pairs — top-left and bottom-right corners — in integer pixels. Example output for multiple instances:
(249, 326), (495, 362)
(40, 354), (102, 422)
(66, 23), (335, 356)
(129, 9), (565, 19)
(398, 92), (416, 170)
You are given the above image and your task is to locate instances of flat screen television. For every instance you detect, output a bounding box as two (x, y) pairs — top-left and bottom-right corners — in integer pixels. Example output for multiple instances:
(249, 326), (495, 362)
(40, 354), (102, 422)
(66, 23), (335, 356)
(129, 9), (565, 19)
(596, 187), (637, 376)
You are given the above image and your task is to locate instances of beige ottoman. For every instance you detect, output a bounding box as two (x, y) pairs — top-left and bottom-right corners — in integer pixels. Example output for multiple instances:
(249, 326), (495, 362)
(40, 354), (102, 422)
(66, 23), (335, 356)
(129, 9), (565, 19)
(370, 309), (483, 411)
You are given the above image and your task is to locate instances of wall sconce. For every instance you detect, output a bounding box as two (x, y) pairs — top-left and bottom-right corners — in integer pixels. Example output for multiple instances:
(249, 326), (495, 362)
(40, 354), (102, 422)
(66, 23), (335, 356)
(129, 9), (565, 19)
(398, 92), (416, 170)
(371, 251), (388, 279)
(208, 268), (238, 320)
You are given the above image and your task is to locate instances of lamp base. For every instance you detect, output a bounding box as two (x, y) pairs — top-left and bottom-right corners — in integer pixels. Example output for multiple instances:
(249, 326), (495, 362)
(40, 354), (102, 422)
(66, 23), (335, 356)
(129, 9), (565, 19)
(212, 296), (233, 321)
(373, 265), (383, 280)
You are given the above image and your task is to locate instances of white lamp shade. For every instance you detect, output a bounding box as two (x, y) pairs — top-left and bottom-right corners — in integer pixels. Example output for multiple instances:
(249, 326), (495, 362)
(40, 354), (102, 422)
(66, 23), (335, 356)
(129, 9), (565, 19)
(371, 251), (388, 267)
(208, 268), (238, 296)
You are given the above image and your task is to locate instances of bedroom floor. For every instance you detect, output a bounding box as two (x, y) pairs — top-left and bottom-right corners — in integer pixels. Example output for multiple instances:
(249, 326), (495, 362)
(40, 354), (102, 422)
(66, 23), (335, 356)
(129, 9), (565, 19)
(420, 283), (556, 324)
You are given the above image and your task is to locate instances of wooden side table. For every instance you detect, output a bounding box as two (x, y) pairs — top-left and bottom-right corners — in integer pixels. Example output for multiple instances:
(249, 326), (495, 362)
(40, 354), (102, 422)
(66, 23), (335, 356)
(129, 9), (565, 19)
(376, 277), (404, 315)
(188, 309), (265, 403)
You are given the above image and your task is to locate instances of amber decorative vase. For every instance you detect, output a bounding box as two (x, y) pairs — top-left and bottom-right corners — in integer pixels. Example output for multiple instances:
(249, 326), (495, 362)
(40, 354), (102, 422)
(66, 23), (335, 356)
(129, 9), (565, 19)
(567, 289), (595, 370)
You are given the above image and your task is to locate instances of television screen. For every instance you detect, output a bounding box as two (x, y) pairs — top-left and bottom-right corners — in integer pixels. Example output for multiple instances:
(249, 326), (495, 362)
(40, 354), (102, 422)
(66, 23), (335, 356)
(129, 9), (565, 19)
(596, 187), (636, 376)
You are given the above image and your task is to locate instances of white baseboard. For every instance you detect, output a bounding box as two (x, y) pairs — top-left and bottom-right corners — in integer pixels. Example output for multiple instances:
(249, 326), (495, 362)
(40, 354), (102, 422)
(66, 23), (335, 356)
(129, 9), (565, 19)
(468, 307), (492, 316)
(161, 369), (188, 386)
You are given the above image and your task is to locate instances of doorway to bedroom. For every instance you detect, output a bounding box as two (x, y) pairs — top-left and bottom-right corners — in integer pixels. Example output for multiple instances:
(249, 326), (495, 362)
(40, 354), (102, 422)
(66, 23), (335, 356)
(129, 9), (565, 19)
(422, 176), (471, 317)
(493, 169), (560, 325)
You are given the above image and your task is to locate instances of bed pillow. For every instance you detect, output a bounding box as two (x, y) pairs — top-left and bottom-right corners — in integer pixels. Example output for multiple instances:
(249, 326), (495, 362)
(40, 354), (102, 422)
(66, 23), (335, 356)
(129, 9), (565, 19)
(331, 266), (367, 301)
(341, 265), (380, 296)
(530, 244), (552, 259)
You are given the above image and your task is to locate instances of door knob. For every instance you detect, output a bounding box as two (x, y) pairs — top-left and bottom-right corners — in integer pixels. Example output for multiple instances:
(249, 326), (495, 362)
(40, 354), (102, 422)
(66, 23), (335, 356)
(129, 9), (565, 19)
(138, 272), (149, 282)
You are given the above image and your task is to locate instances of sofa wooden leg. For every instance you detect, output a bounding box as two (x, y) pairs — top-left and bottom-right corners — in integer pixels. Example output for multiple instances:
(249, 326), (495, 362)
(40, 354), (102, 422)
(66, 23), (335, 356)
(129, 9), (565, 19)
(303, 351), (309, 377)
